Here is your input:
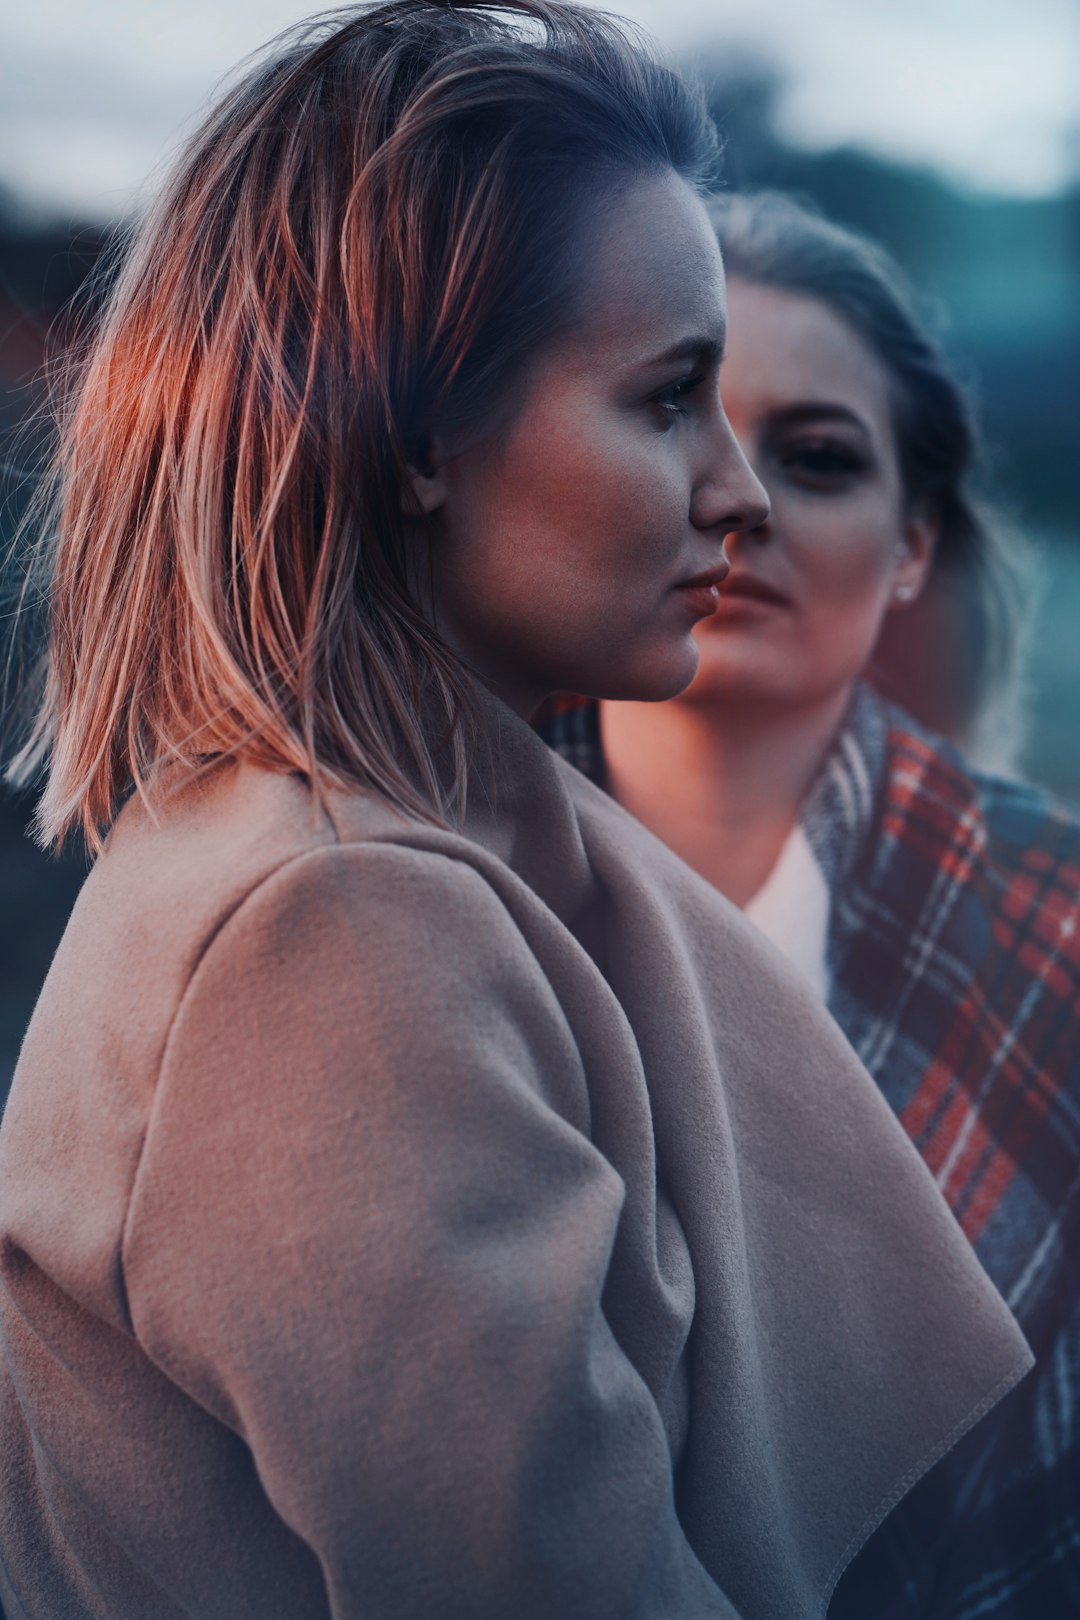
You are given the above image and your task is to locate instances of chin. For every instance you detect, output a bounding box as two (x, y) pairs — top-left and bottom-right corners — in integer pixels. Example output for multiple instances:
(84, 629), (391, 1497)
(589, 637), (700, 704)
(687, 649), (864, 716)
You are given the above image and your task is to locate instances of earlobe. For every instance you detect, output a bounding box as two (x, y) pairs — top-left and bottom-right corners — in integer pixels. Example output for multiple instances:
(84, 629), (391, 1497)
(891, 505), (938, 607)
(404, 467), (447, 516)
(402, 434), (448, 516)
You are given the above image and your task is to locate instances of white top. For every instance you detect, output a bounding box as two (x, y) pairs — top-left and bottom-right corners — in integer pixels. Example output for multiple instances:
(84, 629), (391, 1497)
(744, 824), (831, 1003)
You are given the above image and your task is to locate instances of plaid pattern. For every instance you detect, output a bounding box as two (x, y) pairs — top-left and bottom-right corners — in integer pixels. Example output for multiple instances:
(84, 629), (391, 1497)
(537, 688), (1080, 1617)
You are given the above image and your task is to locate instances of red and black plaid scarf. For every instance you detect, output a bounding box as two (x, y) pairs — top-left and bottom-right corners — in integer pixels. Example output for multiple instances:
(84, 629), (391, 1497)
(827, 694), (1080, 1620)
(538, 686), (1080, 1616)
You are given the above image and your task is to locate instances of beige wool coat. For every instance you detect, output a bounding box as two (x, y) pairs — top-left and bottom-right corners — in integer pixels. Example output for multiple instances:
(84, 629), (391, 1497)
(0, 689), (1030, 1620)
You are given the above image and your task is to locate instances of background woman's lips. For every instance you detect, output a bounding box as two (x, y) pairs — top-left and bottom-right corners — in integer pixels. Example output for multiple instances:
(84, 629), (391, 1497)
(718, 576), (791, 607)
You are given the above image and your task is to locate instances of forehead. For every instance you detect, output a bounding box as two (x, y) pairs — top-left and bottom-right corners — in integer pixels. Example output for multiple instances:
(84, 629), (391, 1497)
(721, 277), (893, 429)
(556, 170), (727, 368)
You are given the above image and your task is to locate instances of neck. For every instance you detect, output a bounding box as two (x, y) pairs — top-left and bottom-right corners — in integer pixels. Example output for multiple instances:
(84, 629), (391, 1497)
(600, 686), (852, 906)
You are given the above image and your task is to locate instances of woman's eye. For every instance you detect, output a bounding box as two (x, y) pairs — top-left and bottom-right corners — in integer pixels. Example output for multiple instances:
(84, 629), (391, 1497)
(781, 440), (867, 485)
(651, 374), (704, 420)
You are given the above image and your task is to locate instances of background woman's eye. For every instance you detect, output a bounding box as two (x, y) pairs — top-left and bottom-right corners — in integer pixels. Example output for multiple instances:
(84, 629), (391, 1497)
(782, 440), (867, 483)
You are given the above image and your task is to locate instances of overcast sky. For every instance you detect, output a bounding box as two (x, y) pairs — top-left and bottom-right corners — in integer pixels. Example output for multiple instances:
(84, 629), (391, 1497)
(3, 0), (1078, 220)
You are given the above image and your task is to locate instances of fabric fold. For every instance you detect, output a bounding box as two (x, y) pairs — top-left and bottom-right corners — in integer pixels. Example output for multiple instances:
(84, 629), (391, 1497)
(0, 685), (1031, 1620)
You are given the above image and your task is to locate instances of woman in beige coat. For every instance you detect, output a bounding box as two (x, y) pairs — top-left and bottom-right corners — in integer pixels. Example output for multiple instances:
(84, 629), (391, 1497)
(0, 5), (1029, 1618)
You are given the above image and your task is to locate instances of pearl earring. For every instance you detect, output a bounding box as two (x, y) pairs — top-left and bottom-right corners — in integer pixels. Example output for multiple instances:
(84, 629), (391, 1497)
(893, 581), (916, 604)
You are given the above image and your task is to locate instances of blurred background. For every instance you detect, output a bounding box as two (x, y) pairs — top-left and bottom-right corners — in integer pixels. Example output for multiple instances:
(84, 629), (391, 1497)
(2, 0), (1078, 1088)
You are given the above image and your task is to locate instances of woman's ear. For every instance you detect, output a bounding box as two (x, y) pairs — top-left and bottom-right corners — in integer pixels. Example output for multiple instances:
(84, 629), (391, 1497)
(890, 502), (938, 607)
(402, 434), (447, 516)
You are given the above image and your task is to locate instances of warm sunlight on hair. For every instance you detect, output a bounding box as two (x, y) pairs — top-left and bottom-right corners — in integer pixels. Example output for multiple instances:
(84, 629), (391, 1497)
(10, 0), (717, 850)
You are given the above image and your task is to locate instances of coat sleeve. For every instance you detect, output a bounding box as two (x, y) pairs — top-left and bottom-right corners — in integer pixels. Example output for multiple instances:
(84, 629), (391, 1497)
(122, 842), (733, 1620)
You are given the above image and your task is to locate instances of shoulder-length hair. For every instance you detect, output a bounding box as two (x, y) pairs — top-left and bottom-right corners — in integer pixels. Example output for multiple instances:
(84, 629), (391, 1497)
(12, 0), (718, 849)
(708, 189), (1030, 759)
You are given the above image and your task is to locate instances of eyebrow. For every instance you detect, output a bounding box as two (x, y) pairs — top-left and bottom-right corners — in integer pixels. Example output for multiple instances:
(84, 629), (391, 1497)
(645, 332), (725, 369)
(765, 401), (874, 437)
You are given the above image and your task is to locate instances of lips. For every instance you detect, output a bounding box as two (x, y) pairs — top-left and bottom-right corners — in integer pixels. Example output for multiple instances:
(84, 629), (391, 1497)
(718, 574), (790, 608)
(677, 563), (730, 593)
(673, 563), (730, 621)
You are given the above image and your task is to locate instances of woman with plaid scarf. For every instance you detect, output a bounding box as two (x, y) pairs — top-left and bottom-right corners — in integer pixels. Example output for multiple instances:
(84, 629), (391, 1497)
(539, 194), (1080, 1618)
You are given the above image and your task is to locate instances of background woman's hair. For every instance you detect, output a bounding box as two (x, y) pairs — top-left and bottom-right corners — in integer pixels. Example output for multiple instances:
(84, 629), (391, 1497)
(708, 189), (1030, 760)
(10, 0), (719, 850)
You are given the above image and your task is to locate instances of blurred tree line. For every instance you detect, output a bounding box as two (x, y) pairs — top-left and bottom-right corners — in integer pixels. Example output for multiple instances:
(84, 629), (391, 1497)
(1, 200), (110, 1083)
(1, 63), (1078, 1085)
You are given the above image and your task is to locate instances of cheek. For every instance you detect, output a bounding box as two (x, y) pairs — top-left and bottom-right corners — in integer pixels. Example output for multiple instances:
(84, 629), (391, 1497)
(437, 424), (676, 664)
(788, 499), (897, 616)
(506, 420), (685, 590)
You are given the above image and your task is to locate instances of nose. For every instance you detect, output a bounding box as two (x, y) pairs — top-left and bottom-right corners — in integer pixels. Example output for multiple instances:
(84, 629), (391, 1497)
(691, 412), (770, 536)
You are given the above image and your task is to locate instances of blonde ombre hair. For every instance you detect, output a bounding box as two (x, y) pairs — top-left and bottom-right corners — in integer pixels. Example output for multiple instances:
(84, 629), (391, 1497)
(11, 0), (718, 849)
